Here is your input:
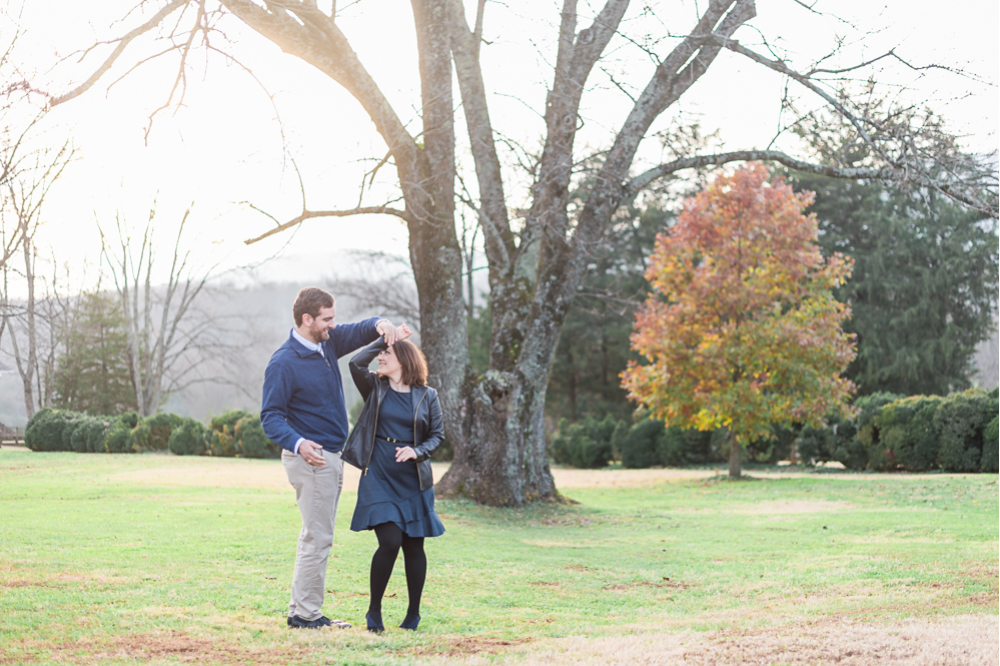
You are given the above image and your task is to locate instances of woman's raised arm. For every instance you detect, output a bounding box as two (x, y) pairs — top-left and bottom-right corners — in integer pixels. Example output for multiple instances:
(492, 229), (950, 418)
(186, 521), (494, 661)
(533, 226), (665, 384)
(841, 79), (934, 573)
(348, 337), (389, 400)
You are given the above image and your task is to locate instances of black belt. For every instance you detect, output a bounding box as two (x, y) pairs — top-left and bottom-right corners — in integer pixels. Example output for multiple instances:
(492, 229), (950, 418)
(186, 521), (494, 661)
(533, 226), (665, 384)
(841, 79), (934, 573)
(377, 435), (414, 445)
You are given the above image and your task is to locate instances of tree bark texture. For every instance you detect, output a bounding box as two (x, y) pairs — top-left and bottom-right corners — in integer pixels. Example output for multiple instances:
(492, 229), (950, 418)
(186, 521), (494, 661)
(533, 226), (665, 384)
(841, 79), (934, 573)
(51, 0), (997, 504)
(728, 434), (742, 479)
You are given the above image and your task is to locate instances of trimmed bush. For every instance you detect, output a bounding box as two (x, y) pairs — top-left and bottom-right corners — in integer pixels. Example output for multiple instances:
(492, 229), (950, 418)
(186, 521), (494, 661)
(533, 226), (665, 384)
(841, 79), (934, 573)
(550, 415), (619, 468)
(71, 417), (110, 453)
(837, 392), (902, 470)
(620, 417), (663, 469)
(875, 395), (942, 471)
(210, 410), (252, 433)
(103, 418), (133, 453)
(982, 415), (999, 473)
(128, 421), (153, 452)
(25, 408), (72, 452)
(659, 427), (718, 467)
(935, 389), (992, 473)
(62, 414), (90, 452)
(233, 415), (280, 459)
(168, 418), (209, 456)
(748, 425), (798, 464)
(144, 413), (183, 451)
(797, 418), (835, 465)
(208, 428), (237, 457)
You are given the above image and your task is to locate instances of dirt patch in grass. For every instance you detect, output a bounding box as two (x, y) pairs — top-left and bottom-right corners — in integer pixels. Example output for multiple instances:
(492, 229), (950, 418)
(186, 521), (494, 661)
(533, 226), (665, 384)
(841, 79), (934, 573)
(0, 571), (130, 589)
(0, 579), (47, 588)
(502, 613), (998, 666)
(734, 500), (855, 514)
(603, 579), (697, 592)
(404, 636), (534, 659)
(43, 631), (305, 665)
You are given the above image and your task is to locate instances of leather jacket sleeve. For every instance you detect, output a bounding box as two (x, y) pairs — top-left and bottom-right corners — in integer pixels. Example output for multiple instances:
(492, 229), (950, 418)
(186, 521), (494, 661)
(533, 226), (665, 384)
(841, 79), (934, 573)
(413, 389), (444, 462)
(349, 337), (388, 401)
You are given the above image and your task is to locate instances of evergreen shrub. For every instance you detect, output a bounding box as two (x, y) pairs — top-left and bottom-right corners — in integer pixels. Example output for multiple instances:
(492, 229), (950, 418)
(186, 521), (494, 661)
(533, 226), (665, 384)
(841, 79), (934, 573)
(233, 414), (280, 458)
(935, 388), (993, 473)
(747, 425), (798, 464)
(207, 410), (251, 457)
(838, 392), (902, 470)
(619, 416), (662, 468)
(24, 408), (72, 452)
(103, 418), (134, 453)
(874, 395), (942, 471)
(128, 421), (153, 452)
(208, 428), (237, 457)
(61, 413), (91, 452)
(168, 418), (209, 456)
(71, 417), (111, 453)
(550, 415), (619, 468)
(210, 410), (251, 433)
(982, 415), (999, 473)
(143, 413), (183, 451)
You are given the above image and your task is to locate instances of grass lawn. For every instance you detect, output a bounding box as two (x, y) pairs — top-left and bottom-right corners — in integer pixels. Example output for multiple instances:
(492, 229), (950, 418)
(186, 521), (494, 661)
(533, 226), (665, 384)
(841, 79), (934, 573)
(0, 449), (996, 665)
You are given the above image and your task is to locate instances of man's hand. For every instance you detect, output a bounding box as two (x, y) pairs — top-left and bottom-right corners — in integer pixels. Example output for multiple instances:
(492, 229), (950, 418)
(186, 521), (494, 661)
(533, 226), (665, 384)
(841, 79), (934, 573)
(299, 440), (326, 466)
(395, 446), (417, 462)
(376, 319), (399, 345)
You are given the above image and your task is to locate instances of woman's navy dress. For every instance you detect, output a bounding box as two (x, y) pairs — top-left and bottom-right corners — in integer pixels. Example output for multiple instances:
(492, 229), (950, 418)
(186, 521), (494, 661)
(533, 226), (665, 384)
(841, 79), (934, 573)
(350, 388), (445, 537)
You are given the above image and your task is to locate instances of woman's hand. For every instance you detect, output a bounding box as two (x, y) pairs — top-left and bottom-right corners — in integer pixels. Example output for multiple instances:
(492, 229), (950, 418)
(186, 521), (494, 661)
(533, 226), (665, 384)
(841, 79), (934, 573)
(395, 446), (417, 462)
(396, 323), (413, 342)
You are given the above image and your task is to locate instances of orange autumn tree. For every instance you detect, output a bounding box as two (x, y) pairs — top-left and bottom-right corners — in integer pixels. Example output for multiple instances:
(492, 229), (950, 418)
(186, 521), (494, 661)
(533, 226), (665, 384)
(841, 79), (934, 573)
(622, 163), (856, 478)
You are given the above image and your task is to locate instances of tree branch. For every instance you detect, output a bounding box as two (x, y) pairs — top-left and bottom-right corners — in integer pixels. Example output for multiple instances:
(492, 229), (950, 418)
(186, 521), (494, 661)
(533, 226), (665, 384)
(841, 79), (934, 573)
(625, 149), (897, 195)
(49, 0), (189, 107)
(243, 205), (409, 245)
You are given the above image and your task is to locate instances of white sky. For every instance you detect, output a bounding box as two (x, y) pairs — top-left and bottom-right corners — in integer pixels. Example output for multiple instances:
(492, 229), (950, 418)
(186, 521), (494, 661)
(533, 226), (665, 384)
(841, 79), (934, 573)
(6, 0), (998, 292)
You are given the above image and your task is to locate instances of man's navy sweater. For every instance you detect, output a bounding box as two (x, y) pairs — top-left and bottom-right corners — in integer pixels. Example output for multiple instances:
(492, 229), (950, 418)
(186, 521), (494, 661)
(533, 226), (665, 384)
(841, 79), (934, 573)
(261, 318), (382, 453)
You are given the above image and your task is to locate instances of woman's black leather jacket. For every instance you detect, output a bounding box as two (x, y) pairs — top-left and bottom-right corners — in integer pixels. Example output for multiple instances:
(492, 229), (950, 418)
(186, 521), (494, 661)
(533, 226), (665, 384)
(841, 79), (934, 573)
(341, 337), (444, 491)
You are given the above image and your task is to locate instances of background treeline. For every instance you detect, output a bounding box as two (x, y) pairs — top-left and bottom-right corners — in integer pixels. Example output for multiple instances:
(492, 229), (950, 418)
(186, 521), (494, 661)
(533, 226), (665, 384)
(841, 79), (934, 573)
(534, 173), (997, 468)
(533, 174), (998, 431)
(24, 408), (280, 458)
(552, 388), (998, 473)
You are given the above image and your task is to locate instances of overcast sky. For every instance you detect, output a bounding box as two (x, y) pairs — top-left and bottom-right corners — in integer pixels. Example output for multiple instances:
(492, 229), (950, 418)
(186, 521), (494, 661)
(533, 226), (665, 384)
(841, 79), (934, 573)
(6, 0), (998, 291)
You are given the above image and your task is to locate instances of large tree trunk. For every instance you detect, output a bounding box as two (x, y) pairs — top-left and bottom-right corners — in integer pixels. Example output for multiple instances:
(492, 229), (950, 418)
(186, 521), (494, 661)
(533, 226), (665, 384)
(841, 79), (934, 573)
(439, 362), (558, 506)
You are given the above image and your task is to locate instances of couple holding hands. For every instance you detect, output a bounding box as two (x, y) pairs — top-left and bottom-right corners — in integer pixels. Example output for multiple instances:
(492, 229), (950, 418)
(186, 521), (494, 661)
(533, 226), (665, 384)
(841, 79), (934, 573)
(261, 287), (444, 634)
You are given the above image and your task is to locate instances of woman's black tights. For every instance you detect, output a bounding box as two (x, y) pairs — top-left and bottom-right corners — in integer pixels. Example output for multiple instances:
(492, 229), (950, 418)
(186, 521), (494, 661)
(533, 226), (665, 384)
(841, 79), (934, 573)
(368, 522), (426, 621)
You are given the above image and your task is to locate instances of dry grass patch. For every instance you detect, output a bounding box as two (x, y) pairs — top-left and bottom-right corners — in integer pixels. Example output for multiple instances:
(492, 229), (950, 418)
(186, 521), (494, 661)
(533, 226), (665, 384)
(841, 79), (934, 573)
(735, 500), (855, 514)
(603, 579), (696, 592)
(499, 614), (999, 666)
(44, 630), (306, 665)
(403, 635), (535, 660)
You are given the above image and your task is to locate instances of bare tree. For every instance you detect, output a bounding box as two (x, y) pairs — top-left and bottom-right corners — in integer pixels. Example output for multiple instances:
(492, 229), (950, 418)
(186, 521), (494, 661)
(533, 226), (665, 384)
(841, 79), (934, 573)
(100, 204), (251, 417)
(326, 250), (423, 333)
(1, 136), (74, 419)
(50, 1), (998, 504)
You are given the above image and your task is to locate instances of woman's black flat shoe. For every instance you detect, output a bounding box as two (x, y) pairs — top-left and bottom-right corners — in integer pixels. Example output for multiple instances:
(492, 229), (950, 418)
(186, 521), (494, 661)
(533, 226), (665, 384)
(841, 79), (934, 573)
(366, 611), (385, 633)
(399, 613), (420, 630)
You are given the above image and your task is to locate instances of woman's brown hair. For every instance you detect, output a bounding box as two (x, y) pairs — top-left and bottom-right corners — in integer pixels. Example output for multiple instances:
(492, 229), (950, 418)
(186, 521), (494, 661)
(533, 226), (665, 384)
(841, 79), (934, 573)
(390, 340), (428, 387)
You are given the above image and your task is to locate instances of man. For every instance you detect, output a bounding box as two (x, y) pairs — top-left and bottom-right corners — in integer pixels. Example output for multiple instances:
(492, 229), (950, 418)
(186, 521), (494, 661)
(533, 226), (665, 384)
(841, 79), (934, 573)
(261, 287), (400, 629)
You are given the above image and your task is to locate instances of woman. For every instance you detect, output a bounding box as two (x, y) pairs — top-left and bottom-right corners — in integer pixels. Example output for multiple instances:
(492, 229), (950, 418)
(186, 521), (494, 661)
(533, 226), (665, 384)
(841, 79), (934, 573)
(342, 326), (445, 633)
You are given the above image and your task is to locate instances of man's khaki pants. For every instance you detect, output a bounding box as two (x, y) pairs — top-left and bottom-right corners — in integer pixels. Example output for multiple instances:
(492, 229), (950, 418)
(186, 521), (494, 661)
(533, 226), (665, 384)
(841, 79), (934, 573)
(282, 448), (345, 621)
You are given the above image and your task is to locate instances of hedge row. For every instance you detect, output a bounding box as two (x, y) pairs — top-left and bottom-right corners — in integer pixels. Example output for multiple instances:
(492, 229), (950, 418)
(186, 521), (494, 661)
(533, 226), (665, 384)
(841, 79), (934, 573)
(800, 388), (998, 473)
(24, 408), (281, 459)
(550, 387), (999, 473)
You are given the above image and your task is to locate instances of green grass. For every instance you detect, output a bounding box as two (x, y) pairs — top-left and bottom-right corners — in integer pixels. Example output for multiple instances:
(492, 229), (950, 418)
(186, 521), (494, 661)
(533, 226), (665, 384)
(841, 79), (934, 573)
(0, 450), (996, 665)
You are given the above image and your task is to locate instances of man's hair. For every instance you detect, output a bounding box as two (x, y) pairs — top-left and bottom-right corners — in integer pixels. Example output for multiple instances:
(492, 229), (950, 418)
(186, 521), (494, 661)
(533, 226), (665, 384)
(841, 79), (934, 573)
(293, 287), (335, 326)
(391, 340), (429, 387)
